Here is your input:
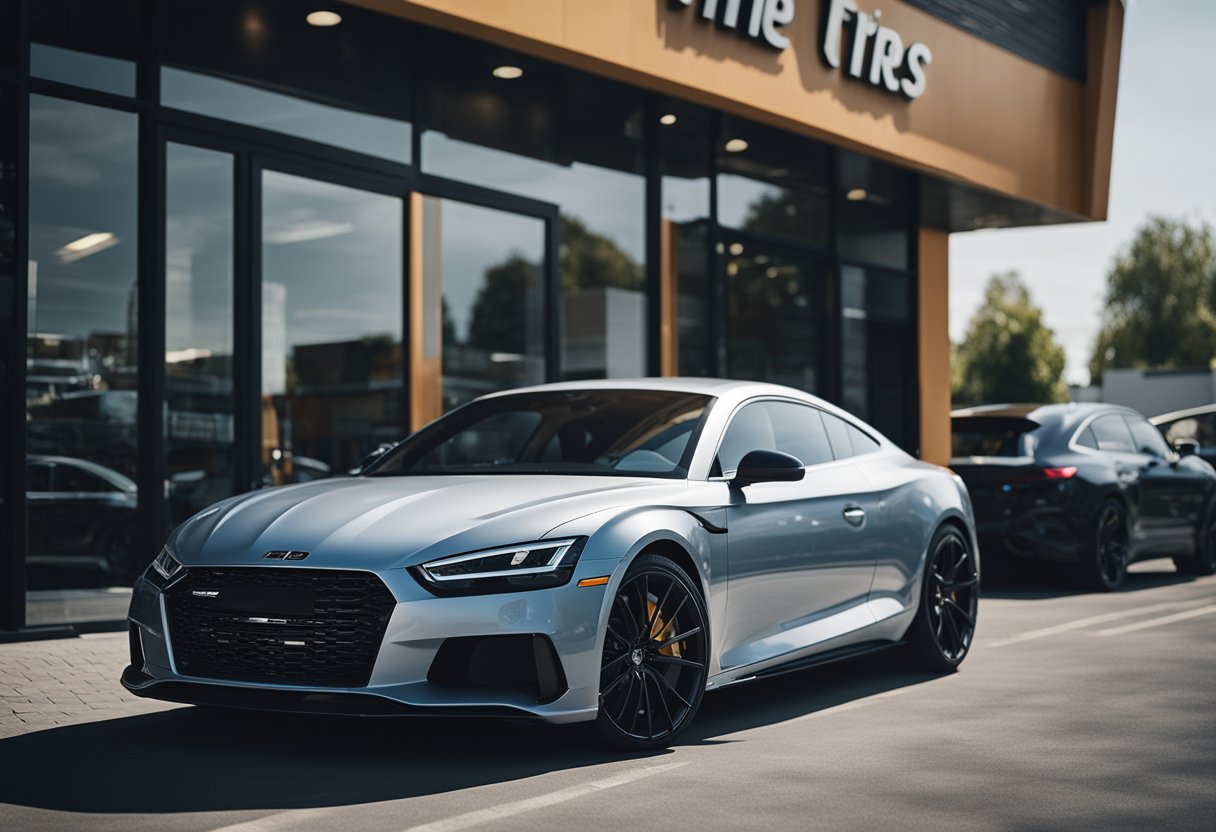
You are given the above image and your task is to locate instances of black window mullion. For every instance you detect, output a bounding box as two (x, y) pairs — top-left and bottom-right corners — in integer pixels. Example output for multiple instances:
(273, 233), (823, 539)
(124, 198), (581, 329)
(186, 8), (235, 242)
(707, 110), (723, 378)
(233, 152), (260, 493)
(644, 92), (662, 377)
(136, 110), (166, 560)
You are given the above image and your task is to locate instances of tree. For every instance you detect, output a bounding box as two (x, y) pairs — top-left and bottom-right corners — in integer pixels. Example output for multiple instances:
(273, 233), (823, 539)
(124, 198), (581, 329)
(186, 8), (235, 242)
(1088, 217), (1216, 383)
(953, 272), (1068, 406)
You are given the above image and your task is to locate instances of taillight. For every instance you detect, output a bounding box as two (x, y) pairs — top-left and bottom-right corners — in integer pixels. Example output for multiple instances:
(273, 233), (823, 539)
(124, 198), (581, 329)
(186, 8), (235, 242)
(1041, 467), (1077, 479)
(1005, 466), (1078, 486)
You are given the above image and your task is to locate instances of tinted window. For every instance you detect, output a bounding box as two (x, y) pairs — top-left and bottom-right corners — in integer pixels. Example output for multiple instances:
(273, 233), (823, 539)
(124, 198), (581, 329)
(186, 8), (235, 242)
(27, 463), (52, 492)
(1127, 417), (1172, 459)
(371, 390), (712, 478)
(823, 412), (853, 460)
(1089, 414), (1136, 453)
(55, 464), (107, 493)
(718, 401), (834, 472)
(951, 417), (1039, 458)
(32, 0), (138, 95)
(1161, 414), (1216, 454)
(848, 424), (881, 455)
(1074, 427), (1099, 450)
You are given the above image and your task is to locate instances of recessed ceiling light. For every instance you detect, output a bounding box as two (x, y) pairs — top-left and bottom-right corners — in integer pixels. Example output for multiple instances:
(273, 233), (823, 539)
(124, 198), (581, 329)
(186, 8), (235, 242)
(846, 188), (867, 201)
(659, 113), (678, 126)
(306, 10), (342, 27)
(56, 231), (118, 263)
(724, 138), (748, 153)
(728, 242), (744, 255)
(492, 65), (524, 79)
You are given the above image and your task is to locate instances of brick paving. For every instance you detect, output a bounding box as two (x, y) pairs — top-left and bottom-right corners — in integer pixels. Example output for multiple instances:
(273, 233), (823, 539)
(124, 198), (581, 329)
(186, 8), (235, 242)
(0, 633), (176, 739)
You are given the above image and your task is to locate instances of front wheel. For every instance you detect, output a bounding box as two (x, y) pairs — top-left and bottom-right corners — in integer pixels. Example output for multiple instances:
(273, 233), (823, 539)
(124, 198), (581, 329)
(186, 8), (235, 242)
(904, 525), (979, 672)
(1174, 499), (1216, 576)
(1079, 498), (1129, 591)
(586, 554), (709, 750)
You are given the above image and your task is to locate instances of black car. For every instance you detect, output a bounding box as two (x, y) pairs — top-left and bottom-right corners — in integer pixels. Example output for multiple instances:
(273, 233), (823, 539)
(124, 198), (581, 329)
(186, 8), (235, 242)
(950, 403), (1216, 590)
(1152, 404), (1216, 470)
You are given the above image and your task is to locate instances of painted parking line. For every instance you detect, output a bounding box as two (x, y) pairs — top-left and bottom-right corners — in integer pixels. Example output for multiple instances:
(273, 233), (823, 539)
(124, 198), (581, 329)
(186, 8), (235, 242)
(1091, 603), (1216, 637)
(986, 600), (1206, 648)
(400, 760), (690, 832)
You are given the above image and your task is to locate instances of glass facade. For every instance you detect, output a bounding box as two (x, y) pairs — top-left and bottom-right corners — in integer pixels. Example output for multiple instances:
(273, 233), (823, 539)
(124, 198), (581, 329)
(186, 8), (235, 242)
(3, 0), (921, 630)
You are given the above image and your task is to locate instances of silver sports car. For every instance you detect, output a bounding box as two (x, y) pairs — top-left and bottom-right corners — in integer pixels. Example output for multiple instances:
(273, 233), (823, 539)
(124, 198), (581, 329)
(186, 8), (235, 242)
(122, 379), (979, 748)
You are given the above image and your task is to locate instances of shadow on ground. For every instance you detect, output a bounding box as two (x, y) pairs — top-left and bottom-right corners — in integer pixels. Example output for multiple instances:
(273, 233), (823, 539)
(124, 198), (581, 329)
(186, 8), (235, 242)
(980, 559), (1195, 600)
(0, 651), (939, 814)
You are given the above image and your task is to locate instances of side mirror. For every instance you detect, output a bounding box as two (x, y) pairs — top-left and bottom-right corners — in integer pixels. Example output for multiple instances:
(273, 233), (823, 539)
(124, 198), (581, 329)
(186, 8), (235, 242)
(730, 450), (805, 489)
(1174, 439), (1200, 458)
(357, 443), (395, 472)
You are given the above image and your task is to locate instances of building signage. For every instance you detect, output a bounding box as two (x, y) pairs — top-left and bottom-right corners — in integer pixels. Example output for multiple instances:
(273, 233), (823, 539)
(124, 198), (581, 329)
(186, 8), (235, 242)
(672, 0), (932, 99)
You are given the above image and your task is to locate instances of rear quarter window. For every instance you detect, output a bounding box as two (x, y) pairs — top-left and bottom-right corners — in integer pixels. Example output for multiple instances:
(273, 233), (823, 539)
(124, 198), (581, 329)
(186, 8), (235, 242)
(951, 417), (1039, 458)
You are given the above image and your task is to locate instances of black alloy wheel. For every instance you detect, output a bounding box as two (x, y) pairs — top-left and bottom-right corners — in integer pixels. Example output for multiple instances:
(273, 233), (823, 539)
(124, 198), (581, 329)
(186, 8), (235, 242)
(905, 526), (978, 671)
(590, 554), (708, 749)
(1081, 498), (1130, 591)
(1174, 498), (1216, 576)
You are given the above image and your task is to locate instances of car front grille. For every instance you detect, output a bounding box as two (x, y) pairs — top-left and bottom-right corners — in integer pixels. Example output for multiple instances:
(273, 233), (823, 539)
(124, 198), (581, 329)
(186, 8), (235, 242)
(165, 567), (396, 688)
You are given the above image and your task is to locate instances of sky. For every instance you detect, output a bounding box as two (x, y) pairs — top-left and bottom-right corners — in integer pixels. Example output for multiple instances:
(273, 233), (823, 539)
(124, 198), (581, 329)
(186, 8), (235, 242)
(948, 0), (1216, 386)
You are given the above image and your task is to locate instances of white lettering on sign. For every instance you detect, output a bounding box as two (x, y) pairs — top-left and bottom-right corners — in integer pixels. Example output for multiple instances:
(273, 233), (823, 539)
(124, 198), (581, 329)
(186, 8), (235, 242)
(822, 0), (932, 98)
(674, 0), (795, 51)
(672, 0), (931, 99)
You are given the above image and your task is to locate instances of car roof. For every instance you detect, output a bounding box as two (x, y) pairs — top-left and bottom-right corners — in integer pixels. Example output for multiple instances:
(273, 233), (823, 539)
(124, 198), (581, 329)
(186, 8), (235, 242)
(1150, 403), (1216, 425)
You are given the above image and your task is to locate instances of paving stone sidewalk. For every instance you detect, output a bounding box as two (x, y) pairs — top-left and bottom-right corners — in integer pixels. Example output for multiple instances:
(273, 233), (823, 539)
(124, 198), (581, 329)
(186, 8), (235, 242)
(0, 633), (175, 739)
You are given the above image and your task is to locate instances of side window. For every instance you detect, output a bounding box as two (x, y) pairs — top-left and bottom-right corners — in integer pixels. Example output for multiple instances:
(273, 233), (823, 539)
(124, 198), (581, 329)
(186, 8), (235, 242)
(847, 424), (881, 455)
(717, 403), (777, 473)
(1126, 417), (1172, 459)
(767, 402), (834, 467)
(54, 464), (108, 493)
(1163, 414), (1216, 453)
(717, 400), (834, 472)
(822, 412), (853, 460)
(27, 462), (52, 492)
(1089, 414), (1136, 454)
(1074, 427), (1099, 450)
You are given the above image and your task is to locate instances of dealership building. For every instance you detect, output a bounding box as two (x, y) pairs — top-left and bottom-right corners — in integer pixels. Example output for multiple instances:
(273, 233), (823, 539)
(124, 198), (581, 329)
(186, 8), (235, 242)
(0, 0), (1122, 633)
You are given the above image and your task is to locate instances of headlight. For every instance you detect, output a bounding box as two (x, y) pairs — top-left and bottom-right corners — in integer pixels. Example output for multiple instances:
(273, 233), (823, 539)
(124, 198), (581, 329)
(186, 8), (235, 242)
(411, 538), (586, 596)
(151, 546), (183, 581)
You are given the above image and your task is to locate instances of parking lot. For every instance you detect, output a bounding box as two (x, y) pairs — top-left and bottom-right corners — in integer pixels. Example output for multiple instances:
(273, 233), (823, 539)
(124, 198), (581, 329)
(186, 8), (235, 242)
(0, 559), (1211, 832)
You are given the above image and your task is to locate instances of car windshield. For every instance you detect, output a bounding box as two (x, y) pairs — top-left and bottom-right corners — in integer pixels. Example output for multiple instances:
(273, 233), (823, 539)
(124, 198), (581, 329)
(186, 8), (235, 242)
(368, 389), (715, 478)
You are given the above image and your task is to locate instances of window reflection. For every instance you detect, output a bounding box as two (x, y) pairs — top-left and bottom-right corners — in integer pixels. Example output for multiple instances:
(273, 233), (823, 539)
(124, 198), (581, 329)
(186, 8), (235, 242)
(165, 144), (236, 527)
(419, 29), (646, 379)
(837, 151), (912, 270)
(31, 0), (138, 95)
(724, 238), (826, 393)
(27, 95), (140, 616)
(717, 116), (830, 248)
(261, 170), (403, 484)
(841, 265), (912, 449)
(431, 198), (546, 409)
(161, 0), (413, 162)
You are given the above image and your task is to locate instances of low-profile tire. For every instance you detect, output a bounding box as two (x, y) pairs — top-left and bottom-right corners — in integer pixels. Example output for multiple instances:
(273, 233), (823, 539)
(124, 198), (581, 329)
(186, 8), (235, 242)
(1078, 498), (1129, 591)
(1174, 498), (1216, 576)
(585, 553), (709, 750)
(904, 525), (978, 672)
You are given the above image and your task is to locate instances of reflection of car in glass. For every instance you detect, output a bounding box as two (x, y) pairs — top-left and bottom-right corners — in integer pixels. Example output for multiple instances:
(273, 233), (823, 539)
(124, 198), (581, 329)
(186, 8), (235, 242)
(124, 380), (978, 749)
(951, 404), (1216, 590)
(27, 455), (140, 580)
(1152, 404), (1216, 469)
(27, 390), (138, 478)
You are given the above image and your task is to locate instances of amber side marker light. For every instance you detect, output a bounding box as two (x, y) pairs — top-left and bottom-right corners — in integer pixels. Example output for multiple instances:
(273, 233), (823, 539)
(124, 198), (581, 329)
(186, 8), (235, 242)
(578, 576), (610, 588)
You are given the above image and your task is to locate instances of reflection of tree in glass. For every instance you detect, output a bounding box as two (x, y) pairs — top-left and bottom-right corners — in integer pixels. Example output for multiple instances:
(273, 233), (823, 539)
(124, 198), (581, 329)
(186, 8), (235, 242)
(742, 190), (825, 241)
(465, 214), (643, 351)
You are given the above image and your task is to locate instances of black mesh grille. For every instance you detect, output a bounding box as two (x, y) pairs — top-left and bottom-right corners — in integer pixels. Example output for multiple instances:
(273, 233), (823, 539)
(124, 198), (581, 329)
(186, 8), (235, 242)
(165, 568), (396, 688)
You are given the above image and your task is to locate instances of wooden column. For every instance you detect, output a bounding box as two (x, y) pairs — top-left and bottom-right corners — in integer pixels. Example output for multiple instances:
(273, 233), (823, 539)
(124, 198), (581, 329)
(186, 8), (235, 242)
(917, 227), (951, 466)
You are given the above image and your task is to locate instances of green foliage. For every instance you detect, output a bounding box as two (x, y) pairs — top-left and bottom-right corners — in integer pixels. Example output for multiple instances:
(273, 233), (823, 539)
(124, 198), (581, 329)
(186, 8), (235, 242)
(953, 272), (1068, 406)
(558, 214), (642, 292)
(1088, 217), (1216, 383)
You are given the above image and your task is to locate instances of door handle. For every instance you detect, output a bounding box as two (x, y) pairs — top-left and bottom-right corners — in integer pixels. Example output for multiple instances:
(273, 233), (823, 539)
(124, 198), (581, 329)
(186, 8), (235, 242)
(842, 505), (866, 526)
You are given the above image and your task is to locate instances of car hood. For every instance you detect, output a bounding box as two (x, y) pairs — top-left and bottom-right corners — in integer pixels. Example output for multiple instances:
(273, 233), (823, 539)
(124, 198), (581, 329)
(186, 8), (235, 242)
(170, 475), (688, 571)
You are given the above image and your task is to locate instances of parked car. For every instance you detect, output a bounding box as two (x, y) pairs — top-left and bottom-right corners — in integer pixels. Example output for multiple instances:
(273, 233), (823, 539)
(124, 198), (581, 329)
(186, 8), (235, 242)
(27, 455), (140, 581)
(123, 380), (979, 749)
(951, 403), (1216, 590)
(1152, 404), (1216, 469)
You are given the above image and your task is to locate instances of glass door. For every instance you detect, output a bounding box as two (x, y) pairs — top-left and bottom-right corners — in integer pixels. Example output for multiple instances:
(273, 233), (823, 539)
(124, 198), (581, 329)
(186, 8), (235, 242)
(260, 168), (405, 487)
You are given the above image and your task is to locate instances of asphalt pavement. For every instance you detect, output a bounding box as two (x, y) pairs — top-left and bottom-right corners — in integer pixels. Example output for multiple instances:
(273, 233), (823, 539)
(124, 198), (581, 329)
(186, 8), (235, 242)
(1, 559), (1213, 831)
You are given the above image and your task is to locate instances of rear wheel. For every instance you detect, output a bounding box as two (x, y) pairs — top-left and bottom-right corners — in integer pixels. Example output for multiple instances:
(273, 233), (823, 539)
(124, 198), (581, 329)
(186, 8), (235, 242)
(1174, 499), (1216, 576)
(1079, 498), (1129, 591)
(904, 526), (978, 672)
(587, 554), (708, 750)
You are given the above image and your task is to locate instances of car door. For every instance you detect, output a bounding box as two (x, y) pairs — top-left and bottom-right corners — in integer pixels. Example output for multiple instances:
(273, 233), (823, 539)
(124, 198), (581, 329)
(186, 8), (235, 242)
(719, 399), (878, 671)
(1125, 415), (1206, 549)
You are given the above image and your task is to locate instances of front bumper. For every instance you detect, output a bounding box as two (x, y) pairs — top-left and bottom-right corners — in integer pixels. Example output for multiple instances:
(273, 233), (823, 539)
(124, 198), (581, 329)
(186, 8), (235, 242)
(123, 560), (620, 724)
